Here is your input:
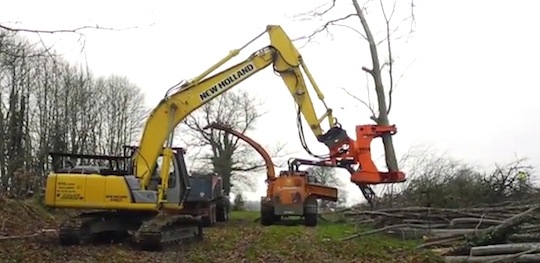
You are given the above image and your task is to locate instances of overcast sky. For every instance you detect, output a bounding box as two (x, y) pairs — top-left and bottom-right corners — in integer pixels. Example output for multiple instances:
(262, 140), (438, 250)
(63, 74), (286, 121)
(2, 0), (539, 204)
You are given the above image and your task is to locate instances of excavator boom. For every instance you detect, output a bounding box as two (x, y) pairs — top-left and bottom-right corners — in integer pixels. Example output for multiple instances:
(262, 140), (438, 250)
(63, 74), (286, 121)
(133, 25), (405, 204)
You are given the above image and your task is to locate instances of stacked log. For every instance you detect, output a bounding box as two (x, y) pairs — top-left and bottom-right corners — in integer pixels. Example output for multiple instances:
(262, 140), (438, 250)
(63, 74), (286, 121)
(340, 204), (540, 262)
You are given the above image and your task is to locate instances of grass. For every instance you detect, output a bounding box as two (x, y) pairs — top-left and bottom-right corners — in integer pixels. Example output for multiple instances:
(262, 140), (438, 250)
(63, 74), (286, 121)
(230, 210), (259, 220)
(182, 211), (443, 263)
(0, 201), (444, 263)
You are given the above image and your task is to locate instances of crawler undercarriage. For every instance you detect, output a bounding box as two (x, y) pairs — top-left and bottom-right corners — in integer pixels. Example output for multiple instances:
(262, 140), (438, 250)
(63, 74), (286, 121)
(59, 211), (203, 251)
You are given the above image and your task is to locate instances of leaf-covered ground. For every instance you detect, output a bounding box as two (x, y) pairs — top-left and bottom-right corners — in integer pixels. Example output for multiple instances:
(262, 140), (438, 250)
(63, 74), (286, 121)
(0, 199), (443, 263)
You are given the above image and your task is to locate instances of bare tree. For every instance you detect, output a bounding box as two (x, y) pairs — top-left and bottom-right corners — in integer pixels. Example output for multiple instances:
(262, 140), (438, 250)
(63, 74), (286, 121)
(297, 0), (416, 174)
(98, 75), (146, 155)
(181, 90), (284, 195)
(305, 166), (348, 209)
(0, 30), (148, 198)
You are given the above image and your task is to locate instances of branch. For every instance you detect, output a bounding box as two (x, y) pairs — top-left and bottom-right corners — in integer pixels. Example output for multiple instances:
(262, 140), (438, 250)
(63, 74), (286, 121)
(339, 87), (377, 121)
(232, 164), (266, 172)
(380, 0), (395, 115)
(0, 229), (56, 241)
(268, 141), (289, 159)
(0, 24), (150, 35)
(313, 0), (337, 17)
(289, 0), (337, 21)
(294, 14), (360, 46)
(328, 23), (368, 40)
(391, 58), (416, 93)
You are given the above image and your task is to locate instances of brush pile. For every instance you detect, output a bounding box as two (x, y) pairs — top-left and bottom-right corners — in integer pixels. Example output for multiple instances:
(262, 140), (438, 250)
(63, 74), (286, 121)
(340, 202), (540, 262)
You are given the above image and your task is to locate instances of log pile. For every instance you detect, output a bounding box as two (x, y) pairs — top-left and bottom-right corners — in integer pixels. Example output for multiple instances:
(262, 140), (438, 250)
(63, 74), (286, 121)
(340, 204), (540, 262)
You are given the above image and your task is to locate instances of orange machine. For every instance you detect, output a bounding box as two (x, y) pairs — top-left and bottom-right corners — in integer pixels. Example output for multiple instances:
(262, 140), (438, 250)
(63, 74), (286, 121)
(323, 125), (405, 184)
(204, 123), (338, 227)
(314, 125), (406, 206)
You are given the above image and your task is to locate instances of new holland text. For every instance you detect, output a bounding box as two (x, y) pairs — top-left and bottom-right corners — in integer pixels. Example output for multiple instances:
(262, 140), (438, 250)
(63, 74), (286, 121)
(199, 63), (256, 101)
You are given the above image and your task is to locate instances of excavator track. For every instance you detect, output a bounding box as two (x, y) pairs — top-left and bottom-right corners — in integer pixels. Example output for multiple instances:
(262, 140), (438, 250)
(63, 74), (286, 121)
(135, 213), (203, 251)
(58, 214), (96, 245)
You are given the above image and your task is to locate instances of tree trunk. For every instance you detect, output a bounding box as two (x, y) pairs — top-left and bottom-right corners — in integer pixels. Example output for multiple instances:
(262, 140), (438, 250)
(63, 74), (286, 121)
(471, 243), (540, 257)
(352, 0), (399, 172)
(445, 254), (540, 263)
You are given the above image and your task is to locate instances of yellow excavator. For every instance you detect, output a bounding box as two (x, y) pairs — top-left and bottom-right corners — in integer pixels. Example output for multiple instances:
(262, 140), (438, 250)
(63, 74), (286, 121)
(44, 24), (405, 250)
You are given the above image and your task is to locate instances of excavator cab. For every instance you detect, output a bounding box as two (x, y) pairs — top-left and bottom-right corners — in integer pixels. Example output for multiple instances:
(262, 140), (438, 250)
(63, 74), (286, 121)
(159, 152), (191, 205)
(124, 146), (192, 207)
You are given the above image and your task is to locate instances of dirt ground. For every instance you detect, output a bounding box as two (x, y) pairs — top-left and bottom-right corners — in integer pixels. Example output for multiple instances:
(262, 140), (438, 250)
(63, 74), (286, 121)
(0, 199), (441, 263)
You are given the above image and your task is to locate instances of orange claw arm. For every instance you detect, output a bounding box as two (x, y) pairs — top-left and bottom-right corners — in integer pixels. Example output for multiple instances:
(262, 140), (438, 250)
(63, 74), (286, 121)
(328, 124), (406, 185)
(203, 122), (276, 197)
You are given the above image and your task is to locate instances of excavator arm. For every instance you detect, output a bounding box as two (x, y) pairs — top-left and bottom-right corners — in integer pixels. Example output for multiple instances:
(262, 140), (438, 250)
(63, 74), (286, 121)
(134, 25), (336, 189)
(132, 25), (405, 205)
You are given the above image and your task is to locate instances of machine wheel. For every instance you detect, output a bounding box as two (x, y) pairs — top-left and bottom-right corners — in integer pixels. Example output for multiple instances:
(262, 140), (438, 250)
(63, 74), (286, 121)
(303, 195), (318, 227)
(223, 207), (229, 221)
(195, 222), (204, 241)
(202, 203), (217, 227)
(216, 200), (229, 222)
(304, 213), (317, 227)
(201, 215), (211, 227)
(212, 206), (217, 225)
(260, 204), (274, 226)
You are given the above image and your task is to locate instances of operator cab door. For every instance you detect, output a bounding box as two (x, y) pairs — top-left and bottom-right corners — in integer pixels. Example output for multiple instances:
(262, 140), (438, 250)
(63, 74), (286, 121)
(164, 149), (191, 205)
